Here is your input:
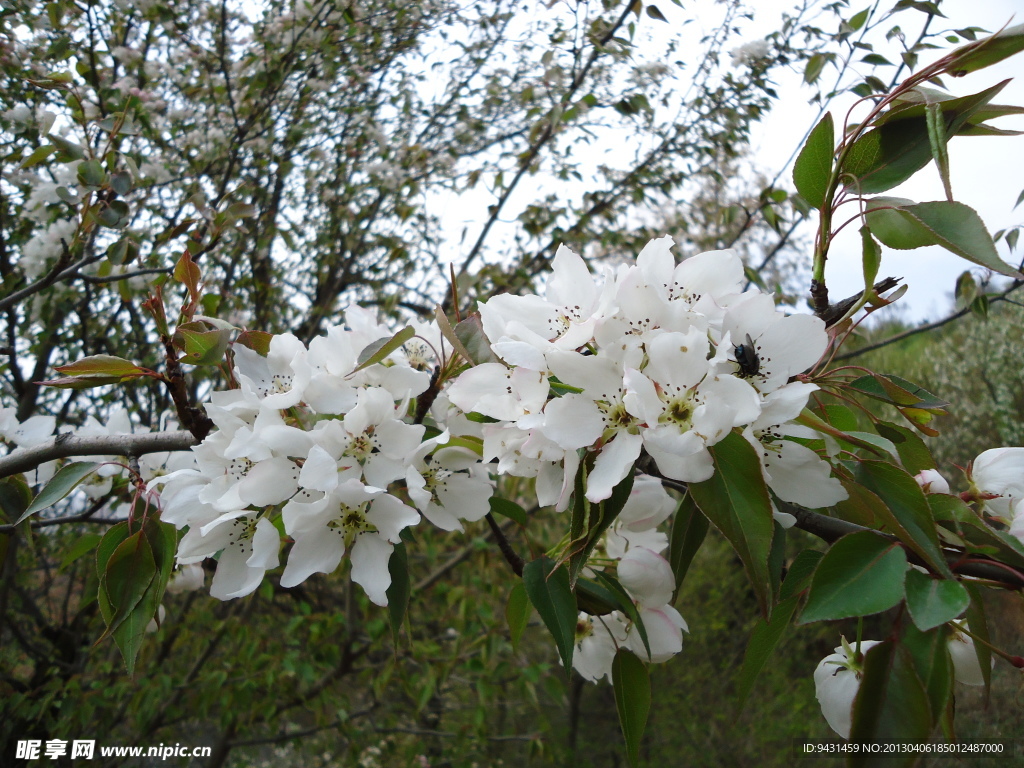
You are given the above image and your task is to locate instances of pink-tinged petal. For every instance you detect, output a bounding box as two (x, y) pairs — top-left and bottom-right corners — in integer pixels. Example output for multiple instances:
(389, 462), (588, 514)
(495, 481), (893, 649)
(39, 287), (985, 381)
(618, 547), (674, 606)
(280, 526), (346, 588)
(618, 475), (676, 531)
(587, 432), (643, 502)
(914, 469), (950, 495)
(542, 394), (604, 449)
(627, 605), (688, 662)
(350, 534), (394, 606)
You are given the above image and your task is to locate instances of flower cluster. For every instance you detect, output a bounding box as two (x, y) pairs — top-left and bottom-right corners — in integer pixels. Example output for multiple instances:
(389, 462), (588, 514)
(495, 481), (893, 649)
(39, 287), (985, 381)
(572, 477), (687, 681)
(446, 237), (847, 510)
(158, 307), (492, 604)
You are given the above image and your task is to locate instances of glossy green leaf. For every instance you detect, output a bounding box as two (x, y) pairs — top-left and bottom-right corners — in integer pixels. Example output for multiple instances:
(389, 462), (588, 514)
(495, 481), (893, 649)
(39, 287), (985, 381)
(799, 531), (907, 623)
(874, 421), (935, 475)
(453, 315), (498, 365)
(905, 569), (969, 631)
(612, 648), (650, 768)
(353, 325), (415, 372)
(793, 113), (834, 209)
(856, 461), (954, 578)
(848, 373), (948, 410)
(99, 529), (156, 639)
(779, 548), (823, 601)
(735, 593), (800, 711)
(522, 557), (577, 675)
(689, 431), (775, 616)
(489, 497), (528, 527)
(849, 642), (933, 764)
(54, 354), (146, 378)
(176, 327), (232, 366)
(77, 158), (106, 187)
(17, 461), (100, 524)
(505, 582), (530, 652)
(925, 102), (952, 200)
(234, 330), (273, 356)
(929, 493), (1024, 569)
(947, 23), (1024, 75)
(901, 622), (954, 728)
(386, 542), (410, 646)
(860, 225), (881, 293)
(843, 81), (1012, 194)
(667, 491), (708, 600)
(591, 571), (650, 660)
(866, 199), (1021, 277)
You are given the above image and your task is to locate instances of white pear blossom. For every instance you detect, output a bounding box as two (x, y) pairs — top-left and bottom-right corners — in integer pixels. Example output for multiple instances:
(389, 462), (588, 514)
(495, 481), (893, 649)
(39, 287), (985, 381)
(814, 639), (882, 739)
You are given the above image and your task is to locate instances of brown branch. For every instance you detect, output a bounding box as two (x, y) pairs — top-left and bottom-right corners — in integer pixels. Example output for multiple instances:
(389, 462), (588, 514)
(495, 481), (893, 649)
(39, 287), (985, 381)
(0, 430), (197, 479)
(484, 511), (525, 577)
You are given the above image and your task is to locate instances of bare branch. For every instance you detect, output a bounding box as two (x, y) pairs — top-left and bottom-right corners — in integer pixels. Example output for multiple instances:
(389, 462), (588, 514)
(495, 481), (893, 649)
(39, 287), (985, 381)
(0, 430), (197, 479)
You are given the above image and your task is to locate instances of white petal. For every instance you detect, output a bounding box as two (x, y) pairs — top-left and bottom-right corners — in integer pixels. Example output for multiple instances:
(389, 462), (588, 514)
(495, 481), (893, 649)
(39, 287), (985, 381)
(350, 534), (394, 606)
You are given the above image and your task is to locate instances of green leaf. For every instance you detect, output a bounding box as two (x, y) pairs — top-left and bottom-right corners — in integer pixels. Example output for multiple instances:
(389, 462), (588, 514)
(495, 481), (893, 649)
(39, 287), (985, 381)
(843, 81), (1013, 194)
(947, 23), (1024, 76)
(667, 491), (708, 599)
(19, 144), (57, 169)
(99, 529), (156, 639)
(901, 622), (953, 728)
(489, 497), (528, 527)
(925, 102), (953, 201)
(804, 53), (825, 84)
(645, 5), (667, 22)
(54, 354), (146, 378)
(110, 170), (133, 197)
(874, 421), (934, 475)
(98, 200), (131, 229)
(612, 648), (650, 768)
(505, 582), (530, 652)
(434, 306), (477, 367)
(792, 113), (834, 209)
(591, 571), (650, 660)
(860, 226), (881, 296)
(234, 330), (273, 357)
(856, 460), (954, 578)
(574, 577), (618, 616)
(735, 593), (800, 711)
(0, 476), (32, 523)
(106, 237), (138, 265)
(569, 471), (634, 587)
(522, 557), (577, 675)
(849, 642), (933, 761)
(77, 158), (106, 188)
(111, 517), (175, 675)
(689, 431), (775, 616)
(352, 326), (415, 373)
(176, 327), (232, 366)
(453, 315), (498, 365)
(782, 551), (822, 603)
(866, 199), (1021, 277)
(904, 569), (969, 631)
(17, 461), (100, 524)
(798, 530), (907, 623)
(848, 373), (948, 410)
(96, 522), (134, 627)
(386, 542), (410, 646)
(48, 134), (84, 161)
(929, 494), (1024, 569)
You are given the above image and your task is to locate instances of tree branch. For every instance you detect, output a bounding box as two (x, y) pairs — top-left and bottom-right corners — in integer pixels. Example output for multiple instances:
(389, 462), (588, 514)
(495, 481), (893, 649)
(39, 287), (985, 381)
(0, 430), (197, 480)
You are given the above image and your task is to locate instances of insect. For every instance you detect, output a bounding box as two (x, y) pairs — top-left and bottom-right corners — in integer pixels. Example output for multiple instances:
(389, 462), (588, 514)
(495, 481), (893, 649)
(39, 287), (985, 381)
(734, 333), (760, 377)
